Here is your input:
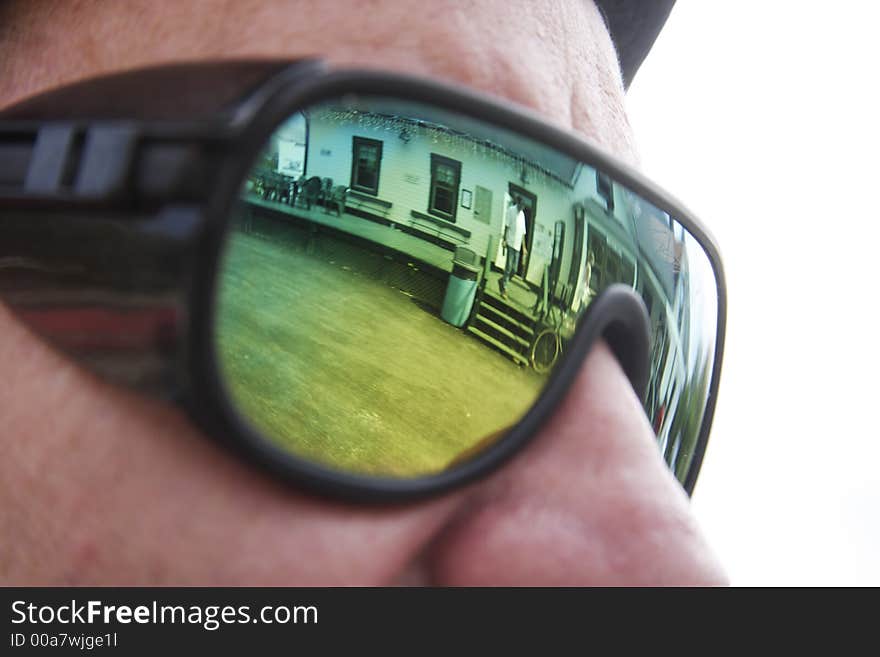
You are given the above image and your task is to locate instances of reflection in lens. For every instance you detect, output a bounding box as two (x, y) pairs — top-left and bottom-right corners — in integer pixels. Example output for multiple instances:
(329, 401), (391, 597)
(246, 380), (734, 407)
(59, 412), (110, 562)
(215, 96), (718, 481)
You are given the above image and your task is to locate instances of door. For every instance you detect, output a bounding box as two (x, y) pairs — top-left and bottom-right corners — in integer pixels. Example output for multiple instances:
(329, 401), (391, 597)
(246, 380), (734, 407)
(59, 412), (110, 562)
(508, 183), (537, 280)
(495, 192), (512, 270)
(549, 220), (565, 297)
(568, 203), (586, 306)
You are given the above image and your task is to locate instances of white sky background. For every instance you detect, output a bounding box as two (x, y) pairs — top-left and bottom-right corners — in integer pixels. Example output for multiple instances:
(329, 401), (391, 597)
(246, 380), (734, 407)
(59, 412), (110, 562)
(626, 1), (880, 585)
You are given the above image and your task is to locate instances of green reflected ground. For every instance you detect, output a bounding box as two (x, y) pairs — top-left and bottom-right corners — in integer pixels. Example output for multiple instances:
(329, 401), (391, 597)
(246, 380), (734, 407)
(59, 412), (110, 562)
(215, 222), (545, 478)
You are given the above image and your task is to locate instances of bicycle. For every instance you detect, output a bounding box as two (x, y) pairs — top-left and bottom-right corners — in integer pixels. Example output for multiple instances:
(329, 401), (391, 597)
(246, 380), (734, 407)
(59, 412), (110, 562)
(530, 294), (566, 374)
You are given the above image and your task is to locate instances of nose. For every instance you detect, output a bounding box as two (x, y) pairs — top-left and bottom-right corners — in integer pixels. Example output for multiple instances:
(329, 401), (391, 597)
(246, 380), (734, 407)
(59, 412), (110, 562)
(420, 341), (728, 585)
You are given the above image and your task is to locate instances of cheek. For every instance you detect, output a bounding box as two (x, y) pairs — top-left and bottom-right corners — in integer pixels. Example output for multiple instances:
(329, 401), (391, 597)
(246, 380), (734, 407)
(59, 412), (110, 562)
(0, 305), (216, 580)
(0, 303), (463, 585)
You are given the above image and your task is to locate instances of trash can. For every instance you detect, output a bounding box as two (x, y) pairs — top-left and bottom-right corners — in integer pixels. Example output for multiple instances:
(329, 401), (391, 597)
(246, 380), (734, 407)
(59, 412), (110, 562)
(441, 246), (481, 327)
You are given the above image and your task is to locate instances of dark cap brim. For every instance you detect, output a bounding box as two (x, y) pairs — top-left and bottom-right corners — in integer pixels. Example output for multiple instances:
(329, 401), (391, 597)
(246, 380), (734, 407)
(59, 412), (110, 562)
(594, 0), (675, 89)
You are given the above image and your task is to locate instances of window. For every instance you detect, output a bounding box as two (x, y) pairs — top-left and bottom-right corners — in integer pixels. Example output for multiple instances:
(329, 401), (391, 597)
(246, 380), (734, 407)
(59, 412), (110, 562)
(596, 170), (614, 213)
(350, 137), (382, 195)
(428, 154), (461, 222)
(588, 231), (608, 290)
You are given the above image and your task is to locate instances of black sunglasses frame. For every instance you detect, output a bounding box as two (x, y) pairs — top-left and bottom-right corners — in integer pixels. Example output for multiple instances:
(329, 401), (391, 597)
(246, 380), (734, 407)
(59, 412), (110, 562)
(0, 60), (727, 502)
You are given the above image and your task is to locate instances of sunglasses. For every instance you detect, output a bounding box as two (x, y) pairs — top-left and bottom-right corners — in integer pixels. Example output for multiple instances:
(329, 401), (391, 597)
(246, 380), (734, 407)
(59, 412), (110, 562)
(0, 60), (726, 501)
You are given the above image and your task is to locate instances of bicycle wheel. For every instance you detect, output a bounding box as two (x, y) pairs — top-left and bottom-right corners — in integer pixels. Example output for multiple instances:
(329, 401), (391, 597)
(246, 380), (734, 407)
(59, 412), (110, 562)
(530, 328), (560, 374)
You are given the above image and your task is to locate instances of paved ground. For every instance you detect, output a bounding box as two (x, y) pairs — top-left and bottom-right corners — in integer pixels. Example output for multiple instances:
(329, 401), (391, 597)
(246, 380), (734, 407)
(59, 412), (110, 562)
(214, 219), (546, 478)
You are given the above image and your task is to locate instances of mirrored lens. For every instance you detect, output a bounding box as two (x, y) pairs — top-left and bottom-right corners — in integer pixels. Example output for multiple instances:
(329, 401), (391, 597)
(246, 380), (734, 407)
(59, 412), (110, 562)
(214, 96), (719, 481)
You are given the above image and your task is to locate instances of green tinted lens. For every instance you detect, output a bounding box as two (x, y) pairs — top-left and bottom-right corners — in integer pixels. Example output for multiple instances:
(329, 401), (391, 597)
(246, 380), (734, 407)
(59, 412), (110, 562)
(214, 96), (719, 481)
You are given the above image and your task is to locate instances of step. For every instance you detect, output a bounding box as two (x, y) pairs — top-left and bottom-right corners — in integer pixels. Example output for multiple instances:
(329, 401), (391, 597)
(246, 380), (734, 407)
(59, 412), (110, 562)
(472, 314), (531, 349)
(478, 304), (534, 340)
(481, 288), (536, 326)
(467, 326), (530, 367)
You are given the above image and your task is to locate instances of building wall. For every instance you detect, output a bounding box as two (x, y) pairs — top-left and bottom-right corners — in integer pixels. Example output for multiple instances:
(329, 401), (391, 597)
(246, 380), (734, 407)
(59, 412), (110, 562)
(305, 110), (604, 289)
(301, 109), (681, 330)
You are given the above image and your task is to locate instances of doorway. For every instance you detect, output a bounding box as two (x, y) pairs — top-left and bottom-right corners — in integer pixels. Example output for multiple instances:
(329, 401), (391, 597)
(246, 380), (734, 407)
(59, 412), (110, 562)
(508, 183), (537, 280)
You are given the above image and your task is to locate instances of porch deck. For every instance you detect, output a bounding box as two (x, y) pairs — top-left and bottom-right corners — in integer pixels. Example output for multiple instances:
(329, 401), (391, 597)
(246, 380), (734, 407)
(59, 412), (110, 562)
(242, 195), (542, 317)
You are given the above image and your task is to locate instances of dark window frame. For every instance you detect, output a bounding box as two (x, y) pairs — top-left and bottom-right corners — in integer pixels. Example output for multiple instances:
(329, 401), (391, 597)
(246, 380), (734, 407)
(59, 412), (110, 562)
(596, 170), (614, 213)
(427, 153), (461, 223)
(350, 136), (383, 196)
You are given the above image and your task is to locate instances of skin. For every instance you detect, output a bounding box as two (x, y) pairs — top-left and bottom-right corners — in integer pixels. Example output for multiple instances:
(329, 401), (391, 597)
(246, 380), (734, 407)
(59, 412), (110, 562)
(0, 0), (727, 585)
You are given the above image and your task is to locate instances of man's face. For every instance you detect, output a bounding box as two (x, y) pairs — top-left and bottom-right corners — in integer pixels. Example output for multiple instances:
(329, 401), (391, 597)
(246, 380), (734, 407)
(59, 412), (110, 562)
(0, 0), (726, 585)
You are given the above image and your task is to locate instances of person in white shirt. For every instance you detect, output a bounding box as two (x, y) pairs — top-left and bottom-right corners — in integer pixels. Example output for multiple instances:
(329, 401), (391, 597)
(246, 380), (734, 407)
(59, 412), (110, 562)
(500, 196), (527, 298)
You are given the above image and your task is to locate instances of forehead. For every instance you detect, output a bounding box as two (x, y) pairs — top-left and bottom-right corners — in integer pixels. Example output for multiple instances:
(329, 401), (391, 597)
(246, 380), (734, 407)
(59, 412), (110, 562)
(0, 0), (635, 161)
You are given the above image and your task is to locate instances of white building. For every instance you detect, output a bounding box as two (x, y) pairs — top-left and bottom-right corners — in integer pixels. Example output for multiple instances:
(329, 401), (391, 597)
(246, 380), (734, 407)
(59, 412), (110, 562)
(299, 102), (642, 305)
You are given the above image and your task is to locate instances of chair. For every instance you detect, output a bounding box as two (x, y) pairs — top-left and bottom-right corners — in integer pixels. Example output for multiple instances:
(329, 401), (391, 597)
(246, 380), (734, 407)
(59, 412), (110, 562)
(325, 185), (348, 216)
(300, 176), (323, 210)
(319, 178), (333, 211)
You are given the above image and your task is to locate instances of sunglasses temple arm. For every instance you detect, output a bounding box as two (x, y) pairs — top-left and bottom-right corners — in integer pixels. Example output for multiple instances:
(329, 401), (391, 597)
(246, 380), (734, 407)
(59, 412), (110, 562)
(0, 203), (201, 401)
(0, 111), (239, 396)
